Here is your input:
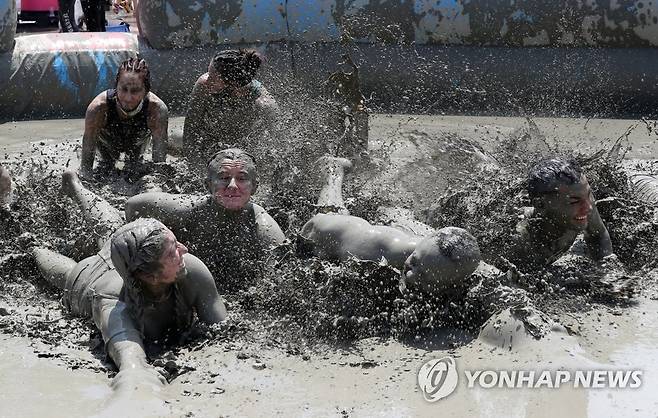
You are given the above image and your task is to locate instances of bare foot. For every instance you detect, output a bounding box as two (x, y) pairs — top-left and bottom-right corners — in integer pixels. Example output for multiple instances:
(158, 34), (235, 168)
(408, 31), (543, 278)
(315, 156), (352, 182)
(315, 156), (352, 213)
(61, 169), (82, 199)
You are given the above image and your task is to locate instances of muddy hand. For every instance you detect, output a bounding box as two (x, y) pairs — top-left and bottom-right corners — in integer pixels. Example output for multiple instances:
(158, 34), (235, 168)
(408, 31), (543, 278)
(110, 366), (166, 394)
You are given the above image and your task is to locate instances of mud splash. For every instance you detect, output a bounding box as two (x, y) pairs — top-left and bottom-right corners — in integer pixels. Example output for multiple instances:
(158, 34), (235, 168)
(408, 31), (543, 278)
(2, 114), (658, 417)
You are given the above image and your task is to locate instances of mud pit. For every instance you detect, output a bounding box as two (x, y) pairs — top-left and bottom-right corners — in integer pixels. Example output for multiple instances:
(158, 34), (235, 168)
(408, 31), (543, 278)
(2, 115), (658, 417)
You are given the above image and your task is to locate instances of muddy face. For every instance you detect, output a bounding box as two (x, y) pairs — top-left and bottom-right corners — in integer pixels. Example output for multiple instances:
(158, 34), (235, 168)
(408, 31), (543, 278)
(207, 159), (254, 211)
(156, 231), (188, 284)
(207, 64), (251, 98)
(116, 72), (147, 114)
(136, 230), (188, 287)
(539, 177), (594, 232)
(403, 238), (455, 295)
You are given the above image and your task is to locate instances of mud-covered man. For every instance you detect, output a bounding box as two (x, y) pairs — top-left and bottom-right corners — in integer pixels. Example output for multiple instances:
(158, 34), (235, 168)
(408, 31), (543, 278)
(507, 158), (613, 270)
(125, 148), (285, 289)
(80, 57), (168, 179)
(299, 157), (481, 297)
(183, 50), (278, 169)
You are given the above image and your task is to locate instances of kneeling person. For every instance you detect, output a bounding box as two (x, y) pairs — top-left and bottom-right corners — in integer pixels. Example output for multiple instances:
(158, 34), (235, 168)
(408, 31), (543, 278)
(81, 57), (168, 178)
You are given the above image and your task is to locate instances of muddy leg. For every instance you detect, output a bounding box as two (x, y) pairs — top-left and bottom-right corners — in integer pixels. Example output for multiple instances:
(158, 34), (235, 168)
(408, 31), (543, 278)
(62, 170), (124, 249)
(315, 156), (352, 214)
(0, 165), (13, 210)
(32, 248), (76, 290)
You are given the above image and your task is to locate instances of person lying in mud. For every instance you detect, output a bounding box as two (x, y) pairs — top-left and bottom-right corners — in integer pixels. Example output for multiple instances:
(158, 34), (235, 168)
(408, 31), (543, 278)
(299, 157), (481, 296)
(80, 57), (168, 179)
(125, 148), (285, 288)
(506, 158), (613, 270)
(33, 172), (227, 391)
(0, 164), (12, 212)
(32, 218), (226, 389)
(183, 49), (278, 168)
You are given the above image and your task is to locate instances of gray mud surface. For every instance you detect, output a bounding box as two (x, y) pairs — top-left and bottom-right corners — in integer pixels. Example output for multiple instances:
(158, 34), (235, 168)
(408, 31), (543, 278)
(2, 115), (658, 417)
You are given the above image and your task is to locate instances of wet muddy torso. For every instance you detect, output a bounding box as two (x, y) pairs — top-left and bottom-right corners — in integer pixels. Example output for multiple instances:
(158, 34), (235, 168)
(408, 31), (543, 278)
(173, 198), (264, 292)
(141, 289), (183, 343)
(194, 80), (267, 153)
(98, 89), (152, 165)
(511, 207), (579, 269)
(64, 246), (195, 343)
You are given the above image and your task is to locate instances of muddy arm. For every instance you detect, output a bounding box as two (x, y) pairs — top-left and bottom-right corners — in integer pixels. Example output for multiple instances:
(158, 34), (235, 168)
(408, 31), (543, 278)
(254, 205), (286, 248)
(80, 94), (107, 177)
(147, 93), (169, 163)
(94, 298), (149, 370)
(182, 77), (208, 161)
(585, 204), (613, 260)
(184, 254), (227, 323)
(125, 192), (194, 235)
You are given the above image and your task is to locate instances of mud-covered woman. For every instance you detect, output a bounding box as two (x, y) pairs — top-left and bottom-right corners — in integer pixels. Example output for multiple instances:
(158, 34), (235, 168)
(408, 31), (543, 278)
(31, 171), (226, 395)
(183, 50), (278, 168)
(80, 57), (169, 179)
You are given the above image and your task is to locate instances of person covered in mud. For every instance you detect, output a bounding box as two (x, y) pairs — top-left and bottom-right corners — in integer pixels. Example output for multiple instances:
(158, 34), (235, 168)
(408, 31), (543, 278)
(0, 164), (12, 212)
(183, 49), (278, 168)
(299, 157), (481, 296)
(125, 148), (285, 289)
(32, 171), (227, 391)
(80, 57), (168, 179)
(507, 158), (613, 270)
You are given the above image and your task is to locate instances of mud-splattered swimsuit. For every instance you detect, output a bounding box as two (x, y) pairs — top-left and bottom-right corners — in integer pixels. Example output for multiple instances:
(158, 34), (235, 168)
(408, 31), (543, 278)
(63, 243), (195, 342)
(171, 198), (264, 292)
(97, 89), (152, 167)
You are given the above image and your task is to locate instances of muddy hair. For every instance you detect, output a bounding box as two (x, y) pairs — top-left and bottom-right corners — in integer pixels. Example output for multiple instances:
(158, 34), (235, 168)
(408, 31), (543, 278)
(115, 57), (151, 92)
(211, 49), (262, 87)
(206, 148), (259, 190)
(527, 158), (584, 199)
(433, 227), (481, 276)
(110, 219), (188, 337)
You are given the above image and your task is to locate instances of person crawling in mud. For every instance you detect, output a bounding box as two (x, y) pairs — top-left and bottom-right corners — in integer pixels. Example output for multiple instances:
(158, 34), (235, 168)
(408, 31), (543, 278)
(32, 171), (226, 392)
(299, 157), (481, 296)
(0, 164), (12, 212)
(507, 158), (613, 270)
(125, 148), (285, 289)
(80, 57), (168, 179)
(183, 49), (278, 168)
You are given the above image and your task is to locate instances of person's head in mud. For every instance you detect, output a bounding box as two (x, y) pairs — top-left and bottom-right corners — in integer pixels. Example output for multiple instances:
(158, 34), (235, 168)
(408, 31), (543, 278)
(207, 49), (262, 97)
(111, 219), (188, 292)
(206, 148), (258, 211)
(115, 57), (151, 116)
(403, 227), (481, 297)
(528, 158), (594, 232)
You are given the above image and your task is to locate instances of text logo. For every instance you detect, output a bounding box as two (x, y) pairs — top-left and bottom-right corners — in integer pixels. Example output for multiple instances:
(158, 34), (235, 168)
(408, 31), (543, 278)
(417, 356), (459, 402)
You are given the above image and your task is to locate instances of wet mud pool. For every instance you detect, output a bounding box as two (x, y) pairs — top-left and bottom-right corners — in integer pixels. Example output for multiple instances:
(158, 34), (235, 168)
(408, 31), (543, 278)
(1, 114), (658, 417)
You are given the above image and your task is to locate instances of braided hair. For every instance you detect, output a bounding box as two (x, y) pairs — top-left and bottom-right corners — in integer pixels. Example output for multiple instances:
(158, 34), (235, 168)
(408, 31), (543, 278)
(116, 57), (151, 92)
